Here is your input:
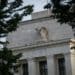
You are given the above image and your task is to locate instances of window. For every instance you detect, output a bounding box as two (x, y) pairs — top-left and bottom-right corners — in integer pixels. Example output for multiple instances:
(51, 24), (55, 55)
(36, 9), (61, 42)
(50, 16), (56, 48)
(22, 63), (28, 75)
(39, 61), (48, 75)
(58, 58), (66, 75)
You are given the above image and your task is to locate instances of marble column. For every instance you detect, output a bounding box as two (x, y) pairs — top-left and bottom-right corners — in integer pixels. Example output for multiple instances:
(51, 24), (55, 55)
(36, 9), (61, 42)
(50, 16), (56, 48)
(47, 55), (55, 75)
(27, 58), (37, 75)
(70, 50), (75, 75)
(64, 53), (72, 75)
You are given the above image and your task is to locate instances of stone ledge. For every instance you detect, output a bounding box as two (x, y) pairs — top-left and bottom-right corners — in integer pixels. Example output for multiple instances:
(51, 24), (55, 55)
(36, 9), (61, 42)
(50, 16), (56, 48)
(8, 38), (70, 51)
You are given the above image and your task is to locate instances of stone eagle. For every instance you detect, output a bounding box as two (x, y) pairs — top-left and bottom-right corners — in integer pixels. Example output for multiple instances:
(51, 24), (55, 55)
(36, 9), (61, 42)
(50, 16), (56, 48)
(35, 27), (48, 42)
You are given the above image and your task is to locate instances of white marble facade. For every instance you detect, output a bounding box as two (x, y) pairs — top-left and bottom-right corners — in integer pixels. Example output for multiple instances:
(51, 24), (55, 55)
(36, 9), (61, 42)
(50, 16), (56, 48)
(7, 10), (75, 75)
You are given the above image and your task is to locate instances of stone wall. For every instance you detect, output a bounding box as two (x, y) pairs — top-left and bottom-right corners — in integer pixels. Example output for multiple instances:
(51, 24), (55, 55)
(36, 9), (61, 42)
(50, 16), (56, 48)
(7, 11), (73, 48)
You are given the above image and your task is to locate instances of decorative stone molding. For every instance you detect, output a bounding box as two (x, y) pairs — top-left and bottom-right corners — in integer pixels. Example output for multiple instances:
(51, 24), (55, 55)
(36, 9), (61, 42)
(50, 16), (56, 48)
(35, 27), (49, 42)
(9, 38), (70, 51)
(70, 39), (75, 49)
(27, 58), (35, 62)
(46, 55), (54, 59)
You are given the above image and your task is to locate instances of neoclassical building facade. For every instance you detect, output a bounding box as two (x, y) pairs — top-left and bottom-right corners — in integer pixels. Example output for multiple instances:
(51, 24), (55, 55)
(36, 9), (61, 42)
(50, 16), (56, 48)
(7, 10), (75, 75)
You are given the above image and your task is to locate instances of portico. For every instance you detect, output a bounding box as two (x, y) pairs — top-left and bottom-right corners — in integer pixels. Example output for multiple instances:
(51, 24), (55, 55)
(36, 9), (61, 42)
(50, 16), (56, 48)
(7, 10), (75, 75)
(12, 38), (74, 75)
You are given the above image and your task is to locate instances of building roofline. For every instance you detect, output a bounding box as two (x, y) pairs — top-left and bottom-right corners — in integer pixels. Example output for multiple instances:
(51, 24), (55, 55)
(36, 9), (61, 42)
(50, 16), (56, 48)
(18, 16), (53, 26)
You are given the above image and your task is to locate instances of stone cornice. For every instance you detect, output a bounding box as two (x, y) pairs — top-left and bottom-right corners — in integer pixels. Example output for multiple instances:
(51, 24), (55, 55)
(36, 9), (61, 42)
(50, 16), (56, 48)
(18, 16), (52, 26)
(9, 38), (70, 51)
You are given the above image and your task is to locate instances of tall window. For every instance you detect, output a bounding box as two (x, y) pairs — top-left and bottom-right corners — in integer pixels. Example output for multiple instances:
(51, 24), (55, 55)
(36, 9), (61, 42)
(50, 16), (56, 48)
(39, 60), (48, 75)
(58, 58), (66, 75)
(22, 63), (28, 75)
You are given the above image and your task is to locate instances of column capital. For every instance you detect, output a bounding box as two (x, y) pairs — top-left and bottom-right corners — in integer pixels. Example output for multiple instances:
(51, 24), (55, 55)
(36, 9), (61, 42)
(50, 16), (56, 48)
(70, 50), (75, 55)
(64, 51), (75, 56)
(27, 57), (36, 62)
(46, 54), (54, 59)
(64, 52), (71, 56)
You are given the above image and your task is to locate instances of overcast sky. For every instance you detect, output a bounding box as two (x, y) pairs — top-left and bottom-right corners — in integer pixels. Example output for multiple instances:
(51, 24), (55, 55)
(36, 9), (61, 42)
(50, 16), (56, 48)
(22, 0), (70, 20)
(22, 0), (71, 12)
(22, 0), (48, 20)
(0, 0), (71, 46)
(8, 0), (71, 20)
(0, 0), (48, 48)
(23, 0), (47, 12)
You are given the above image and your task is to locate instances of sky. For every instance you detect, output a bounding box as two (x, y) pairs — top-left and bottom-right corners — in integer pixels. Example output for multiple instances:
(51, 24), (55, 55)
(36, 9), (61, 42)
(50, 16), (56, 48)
(7, 0), (49, 20)
(22, 0), (48, 20)
(9, 0), (48, 12)
(23, 0), (47, 12)
(8, 0), (71, 20)
(22, 0), (70, 20)
(0, 0), (48, 48)
(22, 0), (71, 12)
(0, 0), (71, 48)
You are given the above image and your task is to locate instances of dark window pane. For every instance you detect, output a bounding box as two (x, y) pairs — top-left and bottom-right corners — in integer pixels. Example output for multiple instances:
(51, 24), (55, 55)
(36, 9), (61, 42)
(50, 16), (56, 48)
(39, 61), (48, 75)
(58, 58), (65, 75)
(22, 63), (28, 75)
